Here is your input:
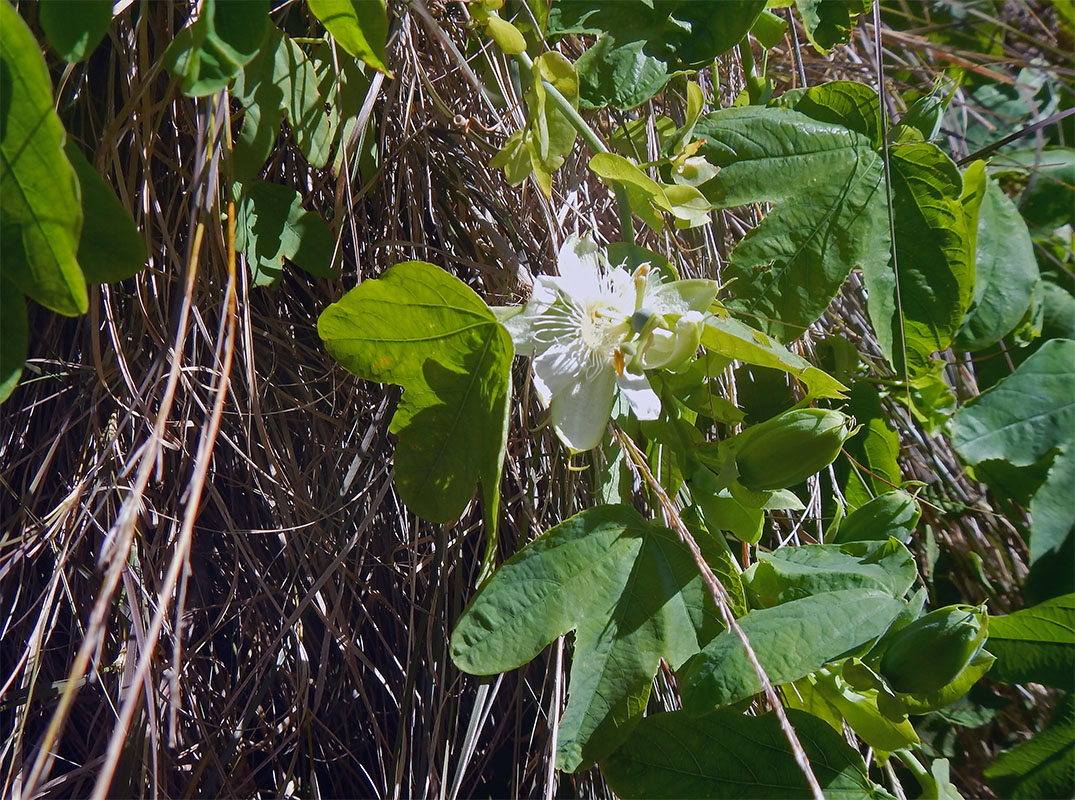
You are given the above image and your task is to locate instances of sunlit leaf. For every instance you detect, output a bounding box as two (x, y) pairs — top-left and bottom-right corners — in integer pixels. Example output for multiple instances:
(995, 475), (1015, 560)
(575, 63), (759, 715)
(308, 0), (391, 76)
(701, 316), (847, 399)
(0, 0), (87, 316)
(694, 105), (888, 341)
(744, 539), (918, 607)
(318, 262), (511, 525)
(863, 143), (975, 377)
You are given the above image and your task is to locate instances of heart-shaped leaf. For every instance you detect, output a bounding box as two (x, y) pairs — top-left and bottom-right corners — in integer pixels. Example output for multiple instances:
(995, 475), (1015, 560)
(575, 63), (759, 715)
(318, 262), (512, 527)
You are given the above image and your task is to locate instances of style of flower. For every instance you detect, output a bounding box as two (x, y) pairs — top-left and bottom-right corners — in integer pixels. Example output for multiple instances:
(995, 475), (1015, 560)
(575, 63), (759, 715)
(504, 235), (716, 452)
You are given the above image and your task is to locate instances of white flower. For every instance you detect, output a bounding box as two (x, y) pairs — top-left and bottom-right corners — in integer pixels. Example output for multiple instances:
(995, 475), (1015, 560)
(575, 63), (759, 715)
(504, 236), (716, 452)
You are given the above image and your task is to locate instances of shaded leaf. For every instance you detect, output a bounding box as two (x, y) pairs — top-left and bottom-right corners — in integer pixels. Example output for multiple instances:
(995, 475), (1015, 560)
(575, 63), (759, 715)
(450, 505), (723, 772)
(0, 0), (87, 316)
(839, 381), (901, 507)
(985, 692), (1075, 800)
(793, 0), (871, 52)
(601, 708), (894, 800)
(235, 181), (336, 287)
(987, 594), (1075, 689)
(318, 262), (511, 526)
(38, 0), (112, 62)
(65, 143), (146, 284)
(0, 274), (27, 403)
(163, 0), (269, 97)
(680, 589), (904, 710)
(307, 0), (391, 75)
(955, 176), (1039, 351)
(233, 27), (334, 180)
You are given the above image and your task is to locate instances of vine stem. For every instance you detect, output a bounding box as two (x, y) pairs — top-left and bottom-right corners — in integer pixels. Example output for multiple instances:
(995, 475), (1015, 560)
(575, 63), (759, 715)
(612, 426), (826, 800)
(514, 51), (635, 241)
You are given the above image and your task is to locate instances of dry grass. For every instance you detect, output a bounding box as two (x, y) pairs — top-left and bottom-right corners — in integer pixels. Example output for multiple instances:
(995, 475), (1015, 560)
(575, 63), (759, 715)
(1, 1), (1069, 798)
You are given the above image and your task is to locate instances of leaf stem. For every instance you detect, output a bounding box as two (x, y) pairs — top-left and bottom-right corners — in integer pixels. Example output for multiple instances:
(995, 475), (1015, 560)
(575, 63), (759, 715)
(515, 51), (635, 241)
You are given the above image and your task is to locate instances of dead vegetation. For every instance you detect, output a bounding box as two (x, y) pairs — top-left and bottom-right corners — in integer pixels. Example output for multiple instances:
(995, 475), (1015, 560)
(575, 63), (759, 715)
(1, 1), (1069, 798)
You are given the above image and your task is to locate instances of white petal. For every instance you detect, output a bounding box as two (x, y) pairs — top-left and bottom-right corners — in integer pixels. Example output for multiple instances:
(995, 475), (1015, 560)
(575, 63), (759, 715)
(549, 365), (617, 452)
(617, 371), (661, 421)
(533, 342), (590, 403)
(556, 235), (603, 296)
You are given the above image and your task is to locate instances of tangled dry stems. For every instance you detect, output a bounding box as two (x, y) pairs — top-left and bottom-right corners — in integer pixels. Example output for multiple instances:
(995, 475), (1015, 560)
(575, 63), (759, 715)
(1, 1), (1067, 798)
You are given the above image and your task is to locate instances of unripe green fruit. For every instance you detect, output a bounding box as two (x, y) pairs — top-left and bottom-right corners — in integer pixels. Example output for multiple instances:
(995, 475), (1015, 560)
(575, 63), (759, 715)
(834, 491), (921, 544)
(879, 605), (988, 695)
(735, 409), (855, 491)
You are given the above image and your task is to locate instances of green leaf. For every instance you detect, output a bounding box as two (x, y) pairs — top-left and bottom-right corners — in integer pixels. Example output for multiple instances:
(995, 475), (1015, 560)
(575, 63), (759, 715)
(771, 80), (881, 146)
(832, 491), (920, 545)
(800, 670), (920, 752)
(576, 35), (670, 110)
(601, 708), (894, 800)
(1026, 447), (1075, 587)
(64, 144), (146, 284)
(987, 594), (1075, 689)
(863, 143), (975, 378)
(955, 176), (1039, 351)
(307, 0), (391, 75)
(38, 0), (112, 62)
(839, 381), (901, 507)
(0, 275), (27, 403)
(985, 692), (1075, 800)
(993, 147), (1075, 231)
(0, 0), (87, 316)
(235, 181), (336, 287)
(744, 539), (918, 607)
(679, 589), (904, 710)
(701, 316), (847, 399)
(951, 339), (1075, 570)
(233, 27), (334, 180)
(694, 106), (889, 341)
(792, 0), (871, 52)
(319, 262), (511, 526)
(162, 0), (269, 97)
(449, 505), (723, 772)
(548, 1), (765, 68)
(472, 4), (527, 54)
(608, 115), (676, 161)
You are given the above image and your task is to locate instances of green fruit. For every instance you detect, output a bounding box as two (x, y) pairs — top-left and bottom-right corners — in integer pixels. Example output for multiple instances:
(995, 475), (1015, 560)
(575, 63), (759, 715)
(879, 605), (988, 695)
(834, 491), (921, 544)
(734, 409), (855, 491)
